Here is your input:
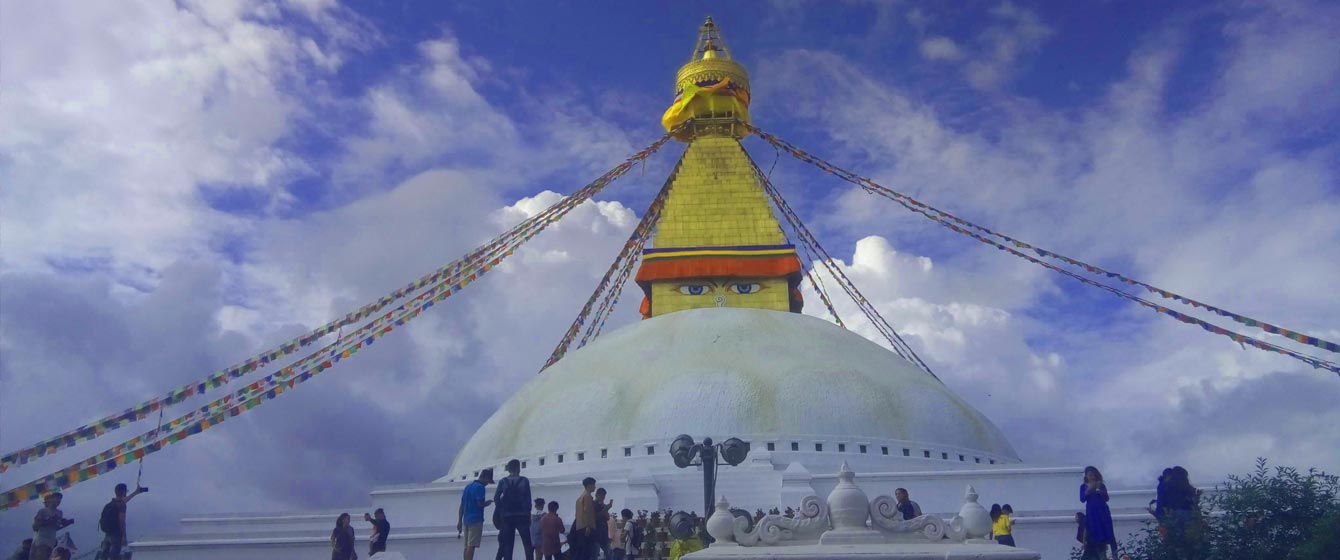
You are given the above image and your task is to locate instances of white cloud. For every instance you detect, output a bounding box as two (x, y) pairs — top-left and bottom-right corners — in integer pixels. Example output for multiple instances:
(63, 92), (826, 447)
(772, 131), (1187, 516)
(3, 0), (1339, 549)
(798, 236), (1064, 420)
(919, 36), (963, 61)
(973, 2), (1054, 87)
(0, 0), (345, 283)
(762, 0), (1340, 483)
(0, 0), (652, 545)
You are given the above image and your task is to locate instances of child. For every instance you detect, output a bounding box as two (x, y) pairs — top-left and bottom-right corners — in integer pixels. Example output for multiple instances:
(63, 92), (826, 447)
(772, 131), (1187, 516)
(540, 501), (565, 560)
(532, 498), (547, 557)
(995, 504), (1015, 546)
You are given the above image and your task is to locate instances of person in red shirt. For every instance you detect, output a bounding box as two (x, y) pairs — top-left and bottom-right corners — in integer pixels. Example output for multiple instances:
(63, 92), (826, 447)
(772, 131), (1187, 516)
(539, 501), (565, 560)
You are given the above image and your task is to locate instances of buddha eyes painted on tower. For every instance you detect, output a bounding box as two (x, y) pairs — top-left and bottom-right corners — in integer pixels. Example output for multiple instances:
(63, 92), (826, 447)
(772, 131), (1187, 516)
(650, 277), (788, 315)
(678, 284), (710, 296)
(675, 280), (767, 296)
(731, 282), (761, 294)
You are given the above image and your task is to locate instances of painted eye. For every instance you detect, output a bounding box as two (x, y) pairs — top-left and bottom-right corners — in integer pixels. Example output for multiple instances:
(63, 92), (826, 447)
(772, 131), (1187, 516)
(730, 283), (763, 294)
(678, 285), (710, 295)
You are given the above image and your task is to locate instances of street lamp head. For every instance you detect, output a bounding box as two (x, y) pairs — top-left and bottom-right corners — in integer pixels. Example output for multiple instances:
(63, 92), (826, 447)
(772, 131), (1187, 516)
(668, 511), (697, 540)
(720, 437), (750, 466)
(670, 434), (698, 468)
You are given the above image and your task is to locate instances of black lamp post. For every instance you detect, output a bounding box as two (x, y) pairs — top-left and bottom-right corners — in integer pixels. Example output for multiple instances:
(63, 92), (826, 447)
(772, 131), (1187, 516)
(669, 434), (750, 535)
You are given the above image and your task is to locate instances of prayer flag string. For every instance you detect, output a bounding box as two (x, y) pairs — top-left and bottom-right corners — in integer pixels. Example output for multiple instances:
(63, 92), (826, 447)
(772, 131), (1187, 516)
(749, 155), (937, 379)
(798, 236), (846, 329)
(745, 124), (1340, 376)
(542, 155), (680, 370)
(1, 261), (465, 510)
(0, 131), (679, 475)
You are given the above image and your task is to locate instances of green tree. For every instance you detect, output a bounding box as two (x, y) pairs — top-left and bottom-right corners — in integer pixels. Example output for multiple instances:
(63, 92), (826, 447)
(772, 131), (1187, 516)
(1113, 458), (1339, 560)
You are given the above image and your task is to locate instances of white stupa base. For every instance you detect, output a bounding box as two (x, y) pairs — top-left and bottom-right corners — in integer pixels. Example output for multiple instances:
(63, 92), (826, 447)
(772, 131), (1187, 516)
(131, 461), (1158, 560)
(817, 528), (889, 546)
(688, 542), (1039, 560)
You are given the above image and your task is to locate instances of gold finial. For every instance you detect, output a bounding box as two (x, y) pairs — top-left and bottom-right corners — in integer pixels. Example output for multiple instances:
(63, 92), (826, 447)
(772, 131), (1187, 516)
(663, 16), (753, 137)
(689, 16), (732, 62)
(675, 16), (749, 95)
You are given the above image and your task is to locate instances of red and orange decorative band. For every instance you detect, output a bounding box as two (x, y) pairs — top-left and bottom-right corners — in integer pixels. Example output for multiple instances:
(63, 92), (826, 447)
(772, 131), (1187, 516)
(635, 244), (802, 284)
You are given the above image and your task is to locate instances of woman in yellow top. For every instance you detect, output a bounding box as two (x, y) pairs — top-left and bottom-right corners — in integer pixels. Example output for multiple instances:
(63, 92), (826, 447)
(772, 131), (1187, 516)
(990, 504), (1016, 547)
(668, 534), (702, 560)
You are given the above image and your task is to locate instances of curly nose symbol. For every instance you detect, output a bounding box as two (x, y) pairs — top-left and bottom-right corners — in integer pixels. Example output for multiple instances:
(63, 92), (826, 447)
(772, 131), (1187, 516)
(715, 295), (726, 307)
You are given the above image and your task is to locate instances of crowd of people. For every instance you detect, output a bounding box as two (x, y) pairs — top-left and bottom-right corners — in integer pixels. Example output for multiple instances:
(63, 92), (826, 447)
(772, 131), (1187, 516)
(388, 461), (1197, 560)
(451, 464), (1027, 560)
(1073, 464), (1200, 560)
(8, 462), (1196, 560)
(455, 460), (715, 560)
(8, 483), (148, 560)
(327, 509), (391, 560)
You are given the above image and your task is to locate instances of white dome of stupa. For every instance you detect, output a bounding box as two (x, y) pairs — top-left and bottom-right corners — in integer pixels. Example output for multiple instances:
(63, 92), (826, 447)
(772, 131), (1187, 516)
(444, 308), (1017, 480)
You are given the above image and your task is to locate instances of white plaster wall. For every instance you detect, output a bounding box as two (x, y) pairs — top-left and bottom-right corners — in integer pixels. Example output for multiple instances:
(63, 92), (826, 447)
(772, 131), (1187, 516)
(135, 514), (1157, 560)
(808, 467), (1090, 514)
(447, 309), (1019, 480)
(136, 462), (1161, 560)
(176, 509), (366, 535)
(135, 529), (496, 560)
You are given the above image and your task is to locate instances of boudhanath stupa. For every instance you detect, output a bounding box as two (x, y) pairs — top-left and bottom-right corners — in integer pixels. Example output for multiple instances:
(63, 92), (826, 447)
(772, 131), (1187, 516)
(132, 19), (1158, 560)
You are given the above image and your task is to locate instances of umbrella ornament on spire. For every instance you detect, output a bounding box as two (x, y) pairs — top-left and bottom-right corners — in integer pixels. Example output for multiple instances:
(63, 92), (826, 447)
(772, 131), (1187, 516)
(661, 16), (752, 135)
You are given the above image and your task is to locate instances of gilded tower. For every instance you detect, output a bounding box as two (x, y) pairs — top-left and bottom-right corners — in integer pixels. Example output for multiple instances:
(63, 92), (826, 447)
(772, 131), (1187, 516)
(635, 17), (804, 318)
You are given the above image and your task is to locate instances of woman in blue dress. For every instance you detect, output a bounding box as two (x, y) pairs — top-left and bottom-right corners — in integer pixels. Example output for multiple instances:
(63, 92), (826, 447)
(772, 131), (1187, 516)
(1080, 466), (1117, 559)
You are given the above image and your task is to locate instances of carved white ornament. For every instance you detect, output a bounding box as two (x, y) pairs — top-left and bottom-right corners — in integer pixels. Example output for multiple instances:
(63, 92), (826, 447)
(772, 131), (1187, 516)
(708, 494), (829, 547)
(707, 463), (1002, 548)
(953, 484), (994, 541)
(705, 496), (737, 546)
(868, 496), (951, 541)
(827, 462), (870, 531)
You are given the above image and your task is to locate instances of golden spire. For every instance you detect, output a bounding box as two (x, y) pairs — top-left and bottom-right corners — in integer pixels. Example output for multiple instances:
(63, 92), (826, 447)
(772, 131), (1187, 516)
(662, 16), (752, 137)
(688, 17), (731, 61)
(638, 18), (802, 319)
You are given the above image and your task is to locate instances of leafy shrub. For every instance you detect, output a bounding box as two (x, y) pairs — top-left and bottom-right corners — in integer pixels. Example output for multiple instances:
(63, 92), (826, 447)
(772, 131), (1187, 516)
(1103, 458), (1339, 560)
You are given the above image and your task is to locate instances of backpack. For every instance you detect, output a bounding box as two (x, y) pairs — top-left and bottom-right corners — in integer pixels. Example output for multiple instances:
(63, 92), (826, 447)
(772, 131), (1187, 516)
(630, 523), (645, 549)
(99, 500), (120, 534)
(495, 476), (531, 514)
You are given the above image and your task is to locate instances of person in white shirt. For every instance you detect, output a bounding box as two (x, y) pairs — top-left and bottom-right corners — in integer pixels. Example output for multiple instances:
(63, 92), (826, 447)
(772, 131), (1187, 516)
(619, 509), (638, 560)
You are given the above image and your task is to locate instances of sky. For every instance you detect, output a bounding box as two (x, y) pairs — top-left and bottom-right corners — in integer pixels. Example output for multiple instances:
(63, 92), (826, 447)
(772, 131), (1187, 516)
(2, 0), (1339, 549)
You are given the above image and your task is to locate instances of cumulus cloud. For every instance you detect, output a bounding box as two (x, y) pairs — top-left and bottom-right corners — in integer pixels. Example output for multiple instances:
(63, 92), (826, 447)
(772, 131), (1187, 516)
(0, 0), (354, 285)
(3, 0), (1339, 551)
(758, 0), (1340, 484)
(0, 0), (658, 546)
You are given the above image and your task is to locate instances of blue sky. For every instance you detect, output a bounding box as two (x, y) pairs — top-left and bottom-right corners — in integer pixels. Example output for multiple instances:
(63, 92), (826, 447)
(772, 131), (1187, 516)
(2, 0), (1338, 550)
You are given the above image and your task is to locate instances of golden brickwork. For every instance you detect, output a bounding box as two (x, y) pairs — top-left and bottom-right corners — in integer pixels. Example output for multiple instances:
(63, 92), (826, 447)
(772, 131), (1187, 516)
(650, 277), (791, 315)
(652, 137), (785, 248)
(640, 18), (798, 319)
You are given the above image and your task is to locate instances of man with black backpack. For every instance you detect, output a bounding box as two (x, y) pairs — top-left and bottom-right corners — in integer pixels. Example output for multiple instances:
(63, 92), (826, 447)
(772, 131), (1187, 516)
(620, 509), (641, 560)
(98, 483), (146, 560)
(494, 459), (534, 560)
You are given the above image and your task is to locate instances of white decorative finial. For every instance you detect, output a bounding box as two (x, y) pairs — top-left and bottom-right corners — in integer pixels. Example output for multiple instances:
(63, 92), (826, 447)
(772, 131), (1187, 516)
(820, 462), (881, 544)
(955, 484), (992, 540)
(706, 494), (737, 546)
